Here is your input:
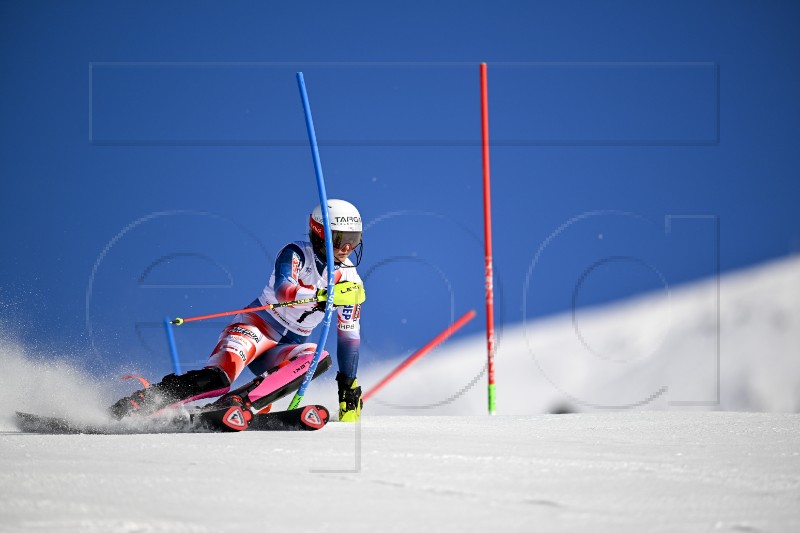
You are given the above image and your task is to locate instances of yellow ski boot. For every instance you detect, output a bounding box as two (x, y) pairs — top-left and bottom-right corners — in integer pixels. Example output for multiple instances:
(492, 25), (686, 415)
(336, 372), (362, 422)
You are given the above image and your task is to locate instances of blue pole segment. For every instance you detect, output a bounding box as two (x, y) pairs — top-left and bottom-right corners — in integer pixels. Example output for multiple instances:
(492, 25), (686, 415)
(289, 72), (335, 409)
(164, 317), (182, 375)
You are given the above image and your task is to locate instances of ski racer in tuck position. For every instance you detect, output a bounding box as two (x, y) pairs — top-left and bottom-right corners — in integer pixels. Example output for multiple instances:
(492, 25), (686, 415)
(110, 199), (367, 423)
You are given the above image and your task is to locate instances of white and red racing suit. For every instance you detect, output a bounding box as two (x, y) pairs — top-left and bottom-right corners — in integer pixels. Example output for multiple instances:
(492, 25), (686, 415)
(206, 240), (363, 384)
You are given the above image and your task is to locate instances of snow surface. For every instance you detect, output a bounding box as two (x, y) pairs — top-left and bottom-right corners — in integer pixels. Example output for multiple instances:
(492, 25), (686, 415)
(1, 413), (798, 532)
(1, 256), (799, 531)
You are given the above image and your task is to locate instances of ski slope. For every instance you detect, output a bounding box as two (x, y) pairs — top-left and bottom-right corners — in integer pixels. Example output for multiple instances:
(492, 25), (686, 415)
(1, 256), (798, 531)
(1, 412), (798, 532)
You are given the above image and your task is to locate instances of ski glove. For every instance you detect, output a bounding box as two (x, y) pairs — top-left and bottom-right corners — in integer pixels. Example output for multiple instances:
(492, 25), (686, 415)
(316, 281), (366, 306)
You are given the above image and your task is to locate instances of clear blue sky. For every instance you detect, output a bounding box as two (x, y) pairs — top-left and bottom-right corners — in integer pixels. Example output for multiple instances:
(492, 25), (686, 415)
(1, 1), (798, 381)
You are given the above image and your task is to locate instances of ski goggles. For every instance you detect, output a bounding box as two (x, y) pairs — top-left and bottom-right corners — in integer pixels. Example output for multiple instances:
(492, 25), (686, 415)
(310, 217), (362, 250)
(332, 230), (362, 250)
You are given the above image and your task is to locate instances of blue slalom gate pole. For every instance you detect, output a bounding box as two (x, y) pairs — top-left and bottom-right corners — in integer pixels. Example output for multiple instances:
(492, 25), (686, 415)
(288, 72), (335, 410)
(163, 317), (182, 375)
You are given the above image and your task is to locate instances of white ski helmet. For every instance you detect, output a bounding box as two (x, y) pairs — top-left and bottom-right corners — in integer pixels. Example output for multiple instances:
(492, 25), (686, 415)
(309, 199), (363, 265)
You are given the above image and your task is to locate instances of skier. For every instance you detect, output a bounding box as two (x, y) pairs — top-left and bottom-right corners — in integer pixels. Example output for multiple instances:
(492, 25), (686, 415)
(110, 199), (367, 423)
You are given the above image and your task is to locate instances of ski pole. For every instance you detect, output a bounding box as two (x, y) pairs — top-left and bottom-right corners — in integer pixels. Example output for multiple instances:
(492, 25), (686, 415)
(170, 296), (319, 326)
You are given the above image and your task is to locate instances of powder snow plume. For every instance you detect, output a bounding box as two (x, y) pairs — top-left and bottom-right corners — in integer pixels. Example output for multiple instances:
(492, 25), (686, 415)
(0, 335), (112, 430)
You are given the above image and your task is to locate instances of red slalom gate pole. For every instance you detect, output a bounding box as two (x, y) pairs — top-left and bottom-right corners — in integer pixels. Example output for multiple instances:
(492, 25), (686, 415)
(480, 62), (497, 415)
(362, 310), (476, 403)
